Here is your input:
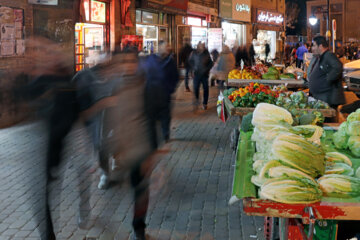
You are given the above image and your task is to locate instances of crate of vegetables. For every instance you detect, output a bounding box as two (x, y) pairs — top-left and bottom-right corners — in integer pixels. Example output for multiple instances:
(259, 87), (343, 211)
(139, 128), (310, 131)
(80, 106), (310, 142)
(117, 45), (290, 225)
(222, 83), (337, 118)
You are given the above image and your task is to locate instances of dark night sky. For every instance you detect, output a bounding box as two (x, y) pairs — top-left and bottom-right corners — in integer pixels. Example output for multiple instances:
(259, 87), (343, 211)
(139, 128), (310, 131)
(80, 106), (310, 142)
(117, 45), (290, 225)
(286, 0), (308, 36)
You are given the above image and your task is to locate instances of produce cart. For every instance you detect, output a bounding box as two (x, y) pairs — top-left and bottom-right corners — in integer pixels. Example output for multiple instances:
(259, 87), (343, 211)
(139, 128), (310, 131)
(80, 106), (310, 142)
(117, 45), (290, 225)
(227, 79), (306, 89)
(231, 129), (360, 240)
(223, 97), (337, 119)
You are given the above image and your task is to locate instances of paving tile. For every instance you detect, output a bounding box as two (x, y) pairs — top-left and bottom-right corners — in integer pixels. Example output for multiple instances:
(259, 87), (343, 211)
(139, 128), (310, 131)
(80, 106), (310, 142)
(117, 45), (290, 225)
(0, 82), (264, 240)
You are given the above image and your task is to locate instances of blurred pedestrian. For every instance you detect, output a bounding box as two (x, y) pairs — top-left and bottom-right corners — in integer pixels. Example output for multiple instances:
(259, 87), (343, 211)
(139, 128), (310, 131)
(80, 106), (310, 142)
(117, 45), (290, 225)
(296, 42), (308, 69)
(235, 45), (249, 67)
(249, 43), (256, 66)
(141, 40), (179, 147)
(210, 49), (219, 86)
(265, 41), (270, 62)
(290, 43), (299, 66)
(210, 45), (235, 92)
(179, 38), (193, 92)
(189, 42), (213, 110)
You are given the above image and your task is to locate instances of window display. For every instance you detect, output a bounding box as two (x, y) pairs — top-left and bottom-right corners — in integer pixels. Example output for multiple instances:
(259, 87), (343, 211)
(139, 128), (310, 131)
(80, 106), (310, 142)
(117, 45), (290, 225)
(191, 27), (207, 48)
(222, 22), (246, 49)
(253, 30), (276, 61)
(135, 10), (169, 55)
(136, 24), (158, 54)
(75, 23), (106, 71)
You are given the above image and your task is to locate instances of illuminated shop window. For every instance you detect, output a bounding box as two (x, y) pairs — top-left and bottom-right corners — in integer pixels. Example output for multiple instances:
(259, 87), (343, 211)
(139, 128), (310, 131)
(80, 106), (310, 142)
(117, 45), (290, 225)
(84, 0), (90, 21)
(91, 0), (106, 23)
(187, 17), (202, 26)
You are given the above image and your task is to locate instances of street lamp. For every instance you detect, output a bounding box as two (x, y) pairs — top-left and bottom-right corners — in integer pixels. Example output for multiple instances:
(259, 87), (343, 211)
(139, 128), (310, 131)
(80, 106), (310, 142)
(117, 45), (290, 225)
(309, 15), (318, 26)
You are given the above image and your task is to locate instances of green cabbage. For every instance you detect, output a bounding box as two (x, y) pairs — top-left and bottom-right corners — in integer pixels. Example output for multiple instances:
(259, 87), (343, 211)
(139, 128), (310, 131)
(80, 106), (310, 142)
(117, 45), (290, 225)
(332, 131), (349, 150)
(347, 111), (360, 122)
(347, 121), (360, 136)
(348, 136), (360, 157)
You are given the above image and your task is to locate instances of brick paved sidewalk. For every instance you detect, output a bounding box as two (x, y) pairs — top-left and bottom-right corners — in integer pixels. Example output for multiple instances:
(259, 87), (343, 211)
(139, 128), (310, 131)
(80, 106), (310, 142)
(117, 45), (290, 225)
(0, 80), (265, 240)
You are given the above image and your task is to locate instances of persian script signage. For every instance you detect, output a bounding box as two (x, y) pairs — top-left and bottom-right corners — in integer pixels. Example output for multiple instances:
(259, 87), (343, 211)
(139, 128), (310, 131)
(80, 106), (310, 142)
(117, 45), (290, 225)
(220, 0), (251, 22)
(256, 9), (283, 26)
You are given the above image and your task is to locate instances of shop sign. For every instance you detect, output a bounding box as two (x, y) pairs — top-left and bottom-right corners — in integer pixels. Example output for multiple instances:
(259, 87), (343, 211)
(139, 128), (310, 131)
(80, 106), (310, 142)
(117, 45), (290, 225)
(208, 28), (223, 53)
(220, 0), (251, 22)
(144, 0), (188, 14)
(91, 0), (106, 23)
(28, 0), (58, 5)
(232, 0), (251, 22)
(256, 10), (283, 26)
(235, 3), (250, 13)
(188, 2), (217, 16)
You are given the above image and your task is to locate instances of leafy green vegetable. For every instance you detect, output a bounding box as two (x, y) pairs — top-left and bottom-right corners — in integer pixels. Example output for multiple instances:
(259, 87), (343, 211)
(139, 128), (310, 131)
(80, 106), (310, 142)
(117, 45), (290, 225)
(347, 121), (360, 136)
(332, 131), (349, 150)
(240, 113), (254, 132)
(348, 136), (360, 157)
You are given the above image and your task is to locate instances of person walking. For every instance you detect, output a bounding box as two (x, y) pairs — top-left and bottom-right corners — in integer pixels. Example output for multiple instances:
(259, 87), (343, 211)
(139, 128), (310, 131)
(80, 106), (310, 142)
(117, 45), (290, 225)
(296, 42), (308, 69)
(265, 41), (270, 62)
(189, 42), (213, 110)
(210, 45), (235, 92)
(249, 43), (256, 66)
(141, 40), (179, 147)
(179, 39), (193, 92)
(308, 36), (345, 108)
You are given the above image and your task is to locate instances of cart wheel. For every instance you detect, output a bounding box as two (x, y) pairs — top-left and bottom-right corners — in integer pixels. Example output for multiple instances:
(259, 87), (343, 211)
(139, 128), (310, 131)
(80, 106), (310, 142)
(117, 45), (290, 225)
(264, 217), (279, 240)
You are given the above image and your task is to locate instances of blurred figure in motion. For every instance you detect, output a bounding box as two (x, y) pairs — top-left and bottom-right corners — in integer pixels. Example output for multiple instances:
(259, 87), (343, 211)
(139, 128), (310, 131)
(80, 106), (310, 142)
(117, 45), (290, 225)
(249, 42), (256, 66)
(17, 38), (156, 240)
(72, 50), (158, 240)
(140, 40), (179, 148)
(210, 45), (235, 92)
(16, 37), (81, 240)
(235, 45), (249, 67)
(179, 38), (193, 92)
(210, 49), (219, 86)
(189, 42), (213, 110)
(265, 41), (270, 62)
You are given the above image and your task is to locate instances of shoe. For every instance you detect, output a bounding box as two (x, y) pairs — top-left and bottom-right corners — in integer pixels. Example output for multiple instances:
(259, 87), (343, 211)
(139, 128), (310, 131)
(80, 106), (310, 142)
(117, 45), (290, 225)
(185, 87), (191, 92)
(202, 105), (208, 110)
(97, 174), (110, 189)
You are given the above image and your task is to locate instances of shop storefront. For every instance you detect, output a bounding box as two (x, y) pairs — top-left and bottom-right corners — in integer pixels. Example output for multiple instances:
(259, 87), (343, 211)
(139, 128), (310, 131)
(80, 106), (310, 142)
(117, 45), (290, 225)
(220, 0), (251, 49)
(135, 10), (169, 54)
(253, 9), (284, 61)
(75, 0), (110, 72)
(137, 0), (188, 55)
(176, 1), (218, 60)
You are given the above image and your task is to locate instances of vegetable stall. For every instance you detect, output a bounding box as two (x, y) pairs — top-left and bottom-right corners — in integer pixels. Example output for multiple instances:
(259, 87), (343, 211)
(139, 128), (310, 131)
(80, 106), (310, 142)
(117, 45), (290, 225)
(229, 103), (360, 240)
(226, 64), (306, 89)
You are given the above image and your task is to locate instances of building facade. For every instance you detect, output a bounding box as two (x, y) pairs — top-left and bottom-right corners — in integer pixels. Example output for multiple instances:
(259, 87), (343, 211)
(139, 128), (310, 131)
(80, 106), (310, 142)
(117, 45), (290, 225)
(307, 0), (360, 44)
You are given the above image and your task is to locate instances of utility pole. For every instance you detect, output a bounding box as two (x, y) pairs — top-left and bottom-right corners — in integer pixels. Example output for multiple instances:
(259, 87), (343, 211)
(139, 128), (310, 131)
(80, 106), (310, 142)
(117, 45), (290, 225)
(326, 0), (331, 47)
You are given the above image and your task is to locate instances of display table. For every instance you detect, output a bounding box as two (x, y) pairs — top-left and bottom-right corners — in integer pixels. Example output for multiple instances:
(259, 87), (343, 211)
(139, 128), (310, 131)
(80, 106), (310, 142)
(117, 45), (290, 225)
(227, 79), (305, 89)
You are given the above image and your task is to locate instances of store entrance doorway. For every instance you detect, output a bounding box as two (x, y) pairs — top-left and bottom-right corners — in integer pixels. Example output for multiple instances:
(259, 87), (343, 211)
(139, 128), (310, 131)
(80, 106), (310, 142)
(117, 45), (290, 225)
(75, 23), (107, 72)
(254, 30), (276, 61)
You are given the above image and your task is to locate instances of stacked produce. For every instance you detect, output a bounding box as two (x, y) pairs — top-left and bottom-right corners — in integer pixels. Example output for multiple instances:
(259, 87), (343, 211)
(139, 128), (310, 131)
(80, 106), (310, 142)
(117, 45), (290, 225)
(252, 63), (268, 75)
(261, 66), (280, 80)
(250, 103), (325, 204)
(318, 174), (360, 198)
(317, 151), (360, 198)
(224, 83), (283, 107)
(276, 91), (330, 110)
(228, 68), (262, 80)
(332, 109), (360, 157)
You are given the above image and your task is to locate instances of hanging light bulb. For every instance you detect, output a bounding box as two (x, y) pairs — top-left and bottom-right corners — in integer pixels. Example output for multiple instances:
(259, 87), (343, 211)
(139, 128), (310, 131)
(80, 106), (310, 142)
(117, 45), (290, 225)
(309, 15), (318, 26)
